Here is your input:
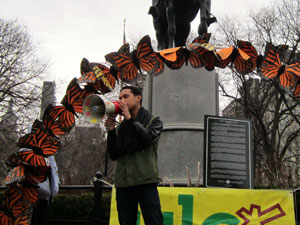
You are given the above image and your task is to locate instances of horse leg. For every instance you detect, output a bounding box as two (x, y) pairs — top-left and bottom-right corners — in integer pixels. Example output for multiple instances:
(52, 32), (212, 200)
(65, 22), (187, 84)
(198, 0), (208, 35)
(165, 0), (175, 48)
(175, 23), (191, 47)
(149, 0), (169, 50)
(154, 21), (169, 50)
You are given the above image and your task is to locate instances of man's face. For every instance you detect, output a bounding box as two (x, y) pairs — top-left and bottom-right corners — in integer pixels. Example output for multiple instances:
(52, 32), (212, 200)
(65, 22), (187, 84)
(119, 89), (141, 110)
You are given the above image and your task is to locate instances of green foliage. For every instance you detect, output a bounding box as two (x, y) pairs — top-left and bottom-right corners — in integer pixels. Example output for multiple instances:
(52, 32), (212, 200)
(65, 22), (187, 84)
(0, 189), (112, 224)
(47, 192), (111, 223)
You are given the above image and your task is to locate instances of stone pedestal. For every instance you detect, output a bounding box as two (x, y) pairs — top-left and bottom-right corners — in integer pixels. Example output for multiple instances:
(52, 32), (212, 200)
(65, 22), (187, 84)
(142, 65), (218, 184)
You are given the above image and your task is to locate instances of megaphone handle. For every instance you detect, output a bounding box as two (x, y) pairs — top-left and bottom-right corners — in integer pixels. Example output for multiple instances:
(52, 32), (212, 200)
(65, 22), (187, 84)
(104, 115), (118, 131)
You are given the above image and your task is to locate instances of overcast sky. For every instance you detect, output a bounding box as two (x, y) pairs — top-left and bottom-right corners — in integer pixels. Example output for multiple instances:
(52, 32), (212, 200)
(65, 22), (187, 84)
(0, 0), (270, 97)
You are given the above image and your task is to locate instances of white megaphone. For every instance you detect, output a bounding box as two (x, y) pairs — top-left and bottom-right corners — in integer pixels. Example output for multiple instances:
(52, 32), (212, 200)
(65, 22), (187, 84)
(83, 94), (122, 124)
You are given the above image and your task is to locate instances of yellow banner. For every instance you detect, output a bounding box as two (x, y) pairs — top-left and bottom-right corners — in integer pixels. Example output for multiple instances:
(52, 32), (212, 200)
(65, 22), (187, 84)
(109, 187), (295, 225)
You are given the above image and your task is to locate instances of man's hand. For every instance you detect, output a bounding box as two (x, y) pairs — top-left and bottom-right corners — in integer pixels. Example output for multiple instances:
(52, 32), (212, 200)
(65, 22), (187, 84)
(104, 115), (117, 131)
(119, 101), (131, 120)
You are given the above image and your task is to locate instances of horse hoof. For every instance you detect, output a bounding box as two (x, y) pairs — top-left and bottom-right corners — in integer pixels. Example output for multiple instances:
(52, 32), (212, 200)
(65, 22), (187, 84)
(198, 26), (208, 35)
(207, 16), (217, 26)
(148, 6), (159, 19)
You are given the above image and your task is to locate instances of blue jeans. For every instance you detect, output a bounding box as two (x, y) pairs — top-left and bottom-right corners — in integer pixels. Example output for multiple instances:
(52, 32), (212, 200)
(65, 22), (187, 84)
(116, 183), (163, 225)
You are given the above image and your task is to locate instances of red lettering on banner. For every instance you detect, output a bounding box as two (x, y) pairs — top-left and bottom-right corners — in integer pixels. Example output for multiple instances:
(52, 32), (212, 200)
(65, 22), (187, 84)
(236, 203), (286, 225)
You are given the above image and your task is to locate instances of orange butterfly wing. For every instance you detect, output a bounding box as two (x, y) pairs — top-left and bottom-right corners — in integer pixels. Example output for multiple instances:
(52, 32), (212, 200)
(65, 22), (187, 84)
(105, 51), (137, 80)
(42, 110), (66, 136)
(186, 33), (212, 68)
(56, 107), (75, 132)
(136, 35), (164, 75)
(105, 42), (137, 80)
(18, 186), (39, 206)
(281, 62), (300, 87)
(106, 35), (163, 78)
(237, 40), (263, 70)
(293, 78), (300, 97)
(44, 105), (74, 133)
(17, 150), (48, 167)
(13, 215), (31, 225)
(78, 58), (98, 83)
(17, 128), (61, 157)
(5, 166), (25, 186)
(160, 47), (186, 70)
(105, 43), (130, 66)
(216, 46), (253, 74)
(261, 50), (281, 79)
(0, 211), (13, 225)
(235, 48), (253, 74)
(264, 42), (288, 56)
(56, 78), (86, 132)
(63, 78), (85, 114)
(191, 43), (221, 71)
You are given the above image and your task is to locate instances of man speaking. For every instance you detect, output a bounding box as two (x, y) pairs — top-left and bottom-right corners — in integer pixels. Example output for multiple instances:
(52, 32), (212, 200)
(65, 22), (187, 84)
(105, 86), (163, 225)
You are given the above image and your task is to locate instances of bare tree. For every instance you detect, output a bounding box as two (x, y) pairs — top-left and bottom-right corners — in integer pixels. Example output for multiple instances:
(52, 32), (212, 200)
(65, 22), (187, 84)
(0, 18), (47, 182)
(215, 0), (300, 188)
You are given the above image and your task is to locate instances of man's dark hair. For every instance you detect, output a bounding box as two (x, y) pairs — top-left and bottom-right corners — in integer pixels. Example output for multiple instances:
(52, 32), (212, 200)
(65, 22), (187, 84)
(120, 86), (143, 105)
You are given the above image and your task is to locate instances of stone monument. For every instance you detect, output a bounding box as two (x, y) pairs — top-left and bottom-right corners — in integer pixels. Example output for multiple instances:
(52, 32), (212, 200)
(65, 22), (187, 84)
(142, 65), (218, 184)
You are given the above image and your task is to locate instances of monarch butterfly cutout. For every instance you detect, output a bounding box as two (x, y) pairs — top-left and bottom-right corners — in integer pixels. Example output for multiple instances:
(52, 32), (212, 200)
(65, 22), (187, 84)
(17, 127), (61, 157)
(105, 35), (164, 79)
(78, 58), (116, 94)
(32, 118), (64, 138)
(104, 43), (130, 81)
(237, 40), (263, 71)
(161, 33), (213, 70)
(53, 78), (86, 132)
(190, 41), (228, 71)
(61, 78), (86, 114)
(261, 46), (300, 87)
(5, 166), (25, 186)
(40, 104), (70, 136)
(184, 33), (213, 68)
(216, 45), (253, 75)
(5, 185), (38, 219)
(5, 180), (39, 213)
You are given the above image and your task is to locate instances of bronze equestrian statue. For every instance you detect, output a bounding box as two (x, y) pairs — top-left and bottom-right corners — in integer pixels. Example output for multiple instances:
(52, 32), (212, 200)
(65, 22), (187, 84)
(148, 0), (216, 50)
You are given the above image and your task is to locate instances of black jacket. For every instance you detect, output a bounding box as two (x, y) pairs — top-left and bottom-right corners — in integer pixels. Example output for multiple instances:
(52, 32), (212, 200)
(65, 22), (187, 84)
(107, 106), (163, 160)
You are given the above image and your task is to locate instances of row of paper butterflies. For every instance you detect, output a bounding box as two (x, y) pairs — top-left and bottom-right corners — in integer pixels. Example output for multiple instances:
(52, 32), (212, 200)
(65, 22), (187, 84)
(1, 33), (300, 225)
(79, 33), (300, 96)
